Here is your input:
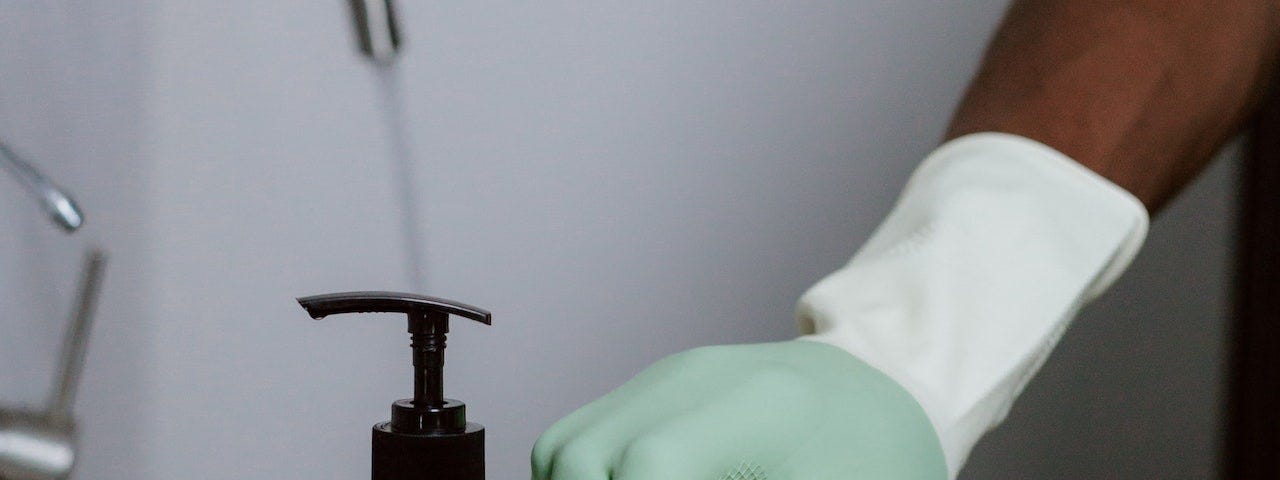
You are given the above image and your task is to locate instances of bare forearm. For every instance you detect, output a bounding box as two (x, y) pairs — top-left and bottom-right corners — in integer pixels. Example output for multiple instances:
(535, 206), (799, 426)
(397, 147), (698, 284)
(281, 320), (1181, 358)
(947, 0), (1280, 211)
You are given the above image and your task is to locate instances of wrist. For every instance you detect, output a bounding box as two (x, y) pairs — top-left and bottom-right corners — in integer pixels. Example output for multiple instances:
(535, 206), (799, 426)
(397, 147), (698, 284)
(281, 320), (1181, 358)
(796, 132), (1147, 477)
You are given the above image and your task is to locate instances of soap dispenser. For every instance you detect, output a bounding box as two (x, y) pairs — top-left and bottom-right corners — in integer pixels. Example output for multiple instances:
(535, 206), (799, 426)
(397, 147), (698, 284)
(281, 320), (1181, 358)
(297, 291), (491, 480)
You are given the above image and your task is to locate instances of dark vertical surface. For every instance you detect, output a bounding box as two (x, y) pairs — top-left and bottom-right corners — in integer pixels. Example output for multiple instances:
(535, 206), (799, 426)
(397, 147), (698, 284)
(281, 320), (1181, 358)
(964, 149), (1234, 479)
(1228, 92), (1280, 478)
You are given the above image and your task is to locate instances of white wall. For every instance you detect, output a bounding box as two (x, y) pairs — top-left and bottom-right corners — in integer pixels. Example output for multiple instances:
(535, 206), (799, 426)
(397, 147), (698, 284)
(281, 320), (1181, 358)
(1, 1), (1230, 479)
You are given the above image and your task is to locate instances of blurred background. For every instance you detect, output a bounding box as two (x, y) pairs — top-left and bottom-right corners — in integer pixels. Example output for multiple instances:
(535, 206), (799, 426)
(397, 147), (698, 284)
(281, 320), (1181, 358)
(0, 1), (1232, 478)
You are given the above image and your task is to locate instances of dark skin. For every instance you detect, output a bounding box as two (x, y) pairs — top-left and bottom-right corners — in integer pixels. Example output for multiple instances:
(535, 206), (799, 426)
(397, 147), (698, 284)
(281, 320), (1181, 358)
(947, 0), (1280, 212)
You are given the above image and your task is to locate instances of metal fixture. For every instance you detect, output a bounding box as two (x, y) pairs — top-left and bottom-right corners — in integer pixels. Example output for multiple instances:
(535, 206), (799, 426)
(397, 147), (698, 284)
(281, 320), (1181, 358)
(0, 250), (107, 480)
(346, 0), (428, 290)
(0, 141), (84, 233)
(348, 0), (401, 64)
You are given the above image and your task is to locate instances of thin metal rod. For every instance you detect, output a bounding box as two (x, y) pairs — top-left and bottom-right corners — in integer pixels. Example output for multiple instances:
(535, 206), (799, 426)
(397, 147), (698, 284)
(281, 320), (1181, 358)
(348, 0), (425, 289)
(0, 140), (84, 232)
(349, 0), (401, 65)
(47, 249), (108, 422)
(375, 65), (428, 291)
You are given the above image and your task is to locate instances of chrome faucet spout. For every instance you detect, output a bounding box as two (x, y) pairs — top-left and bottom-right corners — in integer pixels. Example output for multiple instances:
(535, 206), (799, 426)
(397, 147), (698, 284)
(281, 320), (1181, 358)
(0, 140), (84, 233)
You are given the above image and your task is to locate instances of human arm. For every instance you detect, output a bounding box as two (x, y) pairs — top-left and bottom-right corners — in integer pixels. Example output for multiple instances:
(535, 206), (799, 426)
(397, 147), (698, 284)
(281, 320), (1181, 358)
(949, 0), (1280, 211)
(532, 2), (1280, 479)
(797, 0), (1280, 473)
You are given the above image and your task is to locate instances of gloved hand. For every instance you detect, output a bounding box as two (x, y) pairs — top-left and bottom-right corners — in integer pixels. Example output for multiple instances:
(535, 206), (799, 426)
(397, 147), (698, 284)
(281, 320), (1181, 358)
(533, 133), (1149, 479)
(531, 341), (946, 479)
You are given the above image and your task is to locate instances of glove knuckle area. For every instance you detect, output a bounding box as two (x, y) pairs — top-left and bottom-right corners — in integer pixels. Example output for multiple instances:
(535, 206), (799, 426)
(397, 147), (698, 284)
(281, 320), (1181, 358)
(613, 435), (680, 479)
(535, 437), (612, 480)
(620, 435), (675, 464)
(530, 430), (560, 477)
(613, 428), (733, 479)
(533, 393), (623, 475)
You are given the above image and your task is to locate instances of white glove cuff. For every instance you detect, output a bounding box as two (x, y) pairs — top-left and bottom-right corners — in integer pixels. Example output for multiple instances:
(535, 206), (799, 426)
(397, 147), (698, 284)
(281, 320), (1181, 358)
(796, 133), (1148, 478)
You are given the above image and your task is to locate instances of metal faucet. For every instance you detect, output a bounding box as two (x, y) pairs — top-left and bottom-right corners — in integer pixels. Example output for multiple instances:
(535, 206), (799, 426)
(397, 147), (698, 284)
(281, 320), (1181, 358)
(0, 250), (107, 480)
(0, 140), (84, 233)
(1, 138), (100, 479)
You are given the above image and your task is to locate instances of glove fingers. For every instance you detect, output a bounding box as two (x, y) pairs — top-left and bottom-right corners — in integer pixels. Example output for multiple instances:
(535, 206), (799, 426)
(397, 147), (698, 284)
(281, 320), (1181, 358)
(534, 347), (750, 479)
(532, 401), (628, 480)
(612, 366), (821, 480)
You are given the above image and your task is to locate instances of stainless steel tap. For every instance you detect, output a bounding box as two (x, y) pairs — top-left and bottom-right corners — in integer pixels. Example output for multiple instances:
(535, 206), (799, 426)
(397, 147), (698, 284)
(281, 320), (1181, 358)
(0, 250), (107, 480)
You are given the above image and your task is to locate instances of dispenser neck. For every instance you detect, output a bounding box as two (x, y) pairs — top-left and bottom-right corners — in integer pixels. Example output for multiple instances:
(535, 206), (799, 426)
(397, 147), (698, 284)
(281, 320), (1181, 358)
(408, 312), (449, 408)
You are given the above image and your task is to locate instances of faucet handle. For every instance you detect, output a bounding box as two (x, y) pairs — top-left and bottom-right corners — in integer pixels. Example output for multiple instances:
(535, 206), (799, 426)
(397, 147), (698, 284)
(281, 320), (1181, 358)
(0, 140), (84, 233)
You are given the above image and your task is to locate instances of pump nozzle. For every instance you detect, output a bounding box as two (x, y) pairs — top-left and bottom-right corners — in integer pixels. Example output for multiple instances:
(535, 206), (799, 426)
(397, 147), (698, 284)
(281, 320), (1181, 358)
(298, 291), (489, 428)
(298, 291), (490, 325)
(298, 291), (489, 480)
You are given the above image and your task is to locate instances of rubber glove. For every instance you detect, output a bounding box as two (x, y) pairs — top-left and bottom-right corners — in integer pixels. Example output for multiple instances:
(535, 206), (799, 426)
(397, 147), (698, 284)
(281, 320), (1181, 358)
(532, 133), (1148, 479)
(531, 341), (946, 479)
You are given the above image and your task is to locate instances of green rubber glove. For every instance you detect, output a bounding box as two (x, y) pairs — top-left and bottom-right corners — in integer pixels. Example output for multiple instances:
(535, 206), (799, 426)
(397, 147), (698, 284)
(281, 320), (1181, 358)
(531, 341), (946, 479)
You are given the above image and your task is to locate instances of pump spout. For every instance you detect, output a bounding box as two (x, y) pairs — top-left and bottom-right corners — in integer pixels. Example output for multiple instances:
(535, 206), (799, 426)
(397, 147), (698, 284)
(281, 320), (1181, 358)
(0, 140), (84, 233)
(297, 291), (491, 410)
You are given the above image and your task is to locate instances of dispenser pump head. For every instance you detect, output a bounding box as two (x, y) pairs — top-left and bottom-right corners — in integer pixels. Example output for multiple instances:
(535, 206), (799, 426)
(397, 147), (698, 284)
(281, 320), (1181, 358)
(298, 291), (491, 434)
(299, 291), (490, 480)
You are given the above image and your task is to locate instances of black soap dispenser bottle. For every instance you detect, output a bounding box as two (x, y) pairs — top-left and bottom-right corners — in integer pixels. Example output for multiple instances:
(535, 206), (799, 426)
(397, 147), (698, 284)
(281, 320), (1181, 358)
(298, 291), (491, 480)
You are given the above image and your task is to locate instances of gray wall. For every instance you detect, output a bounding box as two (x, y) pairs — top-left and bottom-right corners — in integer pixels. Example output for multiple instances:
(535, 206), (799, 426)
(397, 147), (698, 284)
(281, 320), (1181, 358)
(0, 1), (1230, 479)
(0, 1), (150, 478)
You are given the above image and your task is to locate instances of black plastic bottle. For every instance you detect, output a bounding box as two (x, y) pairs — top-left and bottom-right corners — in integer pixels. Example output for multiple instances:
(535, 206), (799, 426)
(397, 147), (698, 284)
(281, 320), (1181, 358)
(298, 291), (491, 480)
